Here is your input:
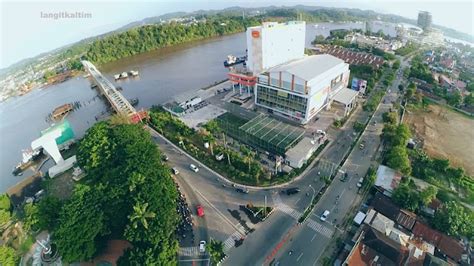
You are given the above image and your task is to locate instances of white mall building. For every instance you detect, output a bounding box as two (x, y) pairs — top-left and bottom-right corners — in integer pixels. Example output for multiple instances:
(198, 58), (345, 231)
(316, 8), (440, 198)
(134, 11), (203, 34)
(255, 54), (352, 124)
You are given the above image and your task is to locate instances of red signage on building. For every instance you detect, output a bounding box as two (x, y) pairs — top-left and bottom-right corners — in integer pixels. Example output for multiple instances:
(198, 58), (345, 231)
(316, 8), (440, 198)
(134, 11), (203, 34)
(252, 30), (260, 38)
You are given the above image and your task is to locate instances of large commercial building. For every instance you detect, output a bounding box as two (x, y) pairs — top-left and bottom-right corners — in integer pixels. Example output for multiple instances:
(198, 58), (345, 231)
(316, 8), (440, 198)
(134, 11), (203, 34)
(417, 11), (432, 31)
(246, 21), (305, 74)
(255, 54), (352, 124)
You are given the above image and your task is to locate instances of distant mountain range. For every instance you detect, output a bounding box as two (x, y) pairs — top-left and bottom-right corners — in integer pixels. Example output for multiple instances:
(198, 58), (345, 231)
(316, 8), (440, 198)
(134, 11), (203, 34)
(1, 5), (472, 77)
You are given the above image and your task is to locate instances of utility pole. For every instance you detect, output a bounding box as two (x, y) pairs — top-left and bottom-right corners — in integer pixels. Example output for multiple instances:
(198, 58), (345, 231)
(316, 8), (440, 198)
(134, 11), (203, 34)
(264, 195), (267, 217)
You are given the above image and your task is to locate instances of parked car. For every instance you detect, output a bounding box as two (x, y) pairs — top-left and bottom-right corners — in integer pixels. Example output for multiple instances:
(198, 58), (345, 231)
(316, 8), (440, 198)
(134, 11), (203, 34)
(190, 164), (199, 172)
(320, 210), (330, 221)
(199, 240), (206, 253)
(172, 167), (179, 175)
(196, 205), (204, 217)
(162, 154), (169, 161)
(357, 177), (364, 188)
(359, 143), (365, 149)
(285, 188), (300, 195)
(236, 188), (249, 194)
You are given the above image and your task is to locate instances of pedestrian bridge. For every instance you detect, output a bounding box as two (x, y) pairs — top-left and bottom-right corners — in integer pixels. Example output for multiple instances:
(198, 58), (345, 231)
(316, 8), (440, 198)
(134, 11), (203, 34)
(82, 60), (137, 116)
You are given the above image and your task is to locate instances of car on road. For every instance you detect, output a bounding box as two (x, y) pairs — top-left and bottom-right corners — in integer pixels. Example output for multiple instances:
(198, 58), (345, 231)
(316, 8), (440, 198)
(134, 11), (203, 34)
(357, 177), (364, 188)
(189, 164), (199, 172)
(162, 154), (169, 161)
(196, 205), (204, 217)
(236, 188), (249, 194)
(285, 187), (300, 195)
(172, 167), (179, 175)
(359, 143), (365, 149)
(340, 172), (349, 182)
(199, 240), (206, 253)
(320, 210), (330, 221)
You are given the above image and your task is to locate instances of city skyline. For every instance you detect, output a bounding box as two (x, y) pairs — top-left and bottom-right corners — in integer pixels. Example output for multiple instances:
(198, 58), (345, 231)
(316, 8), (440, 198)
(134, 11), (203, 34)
(1, 0), (473, 69)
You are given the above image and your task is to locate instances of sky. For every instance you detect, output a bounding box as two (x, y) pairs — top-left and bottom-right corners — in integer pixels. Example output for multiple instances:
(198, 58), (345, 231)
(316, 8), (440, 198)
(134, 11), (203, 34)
(0, 0), (473, 69)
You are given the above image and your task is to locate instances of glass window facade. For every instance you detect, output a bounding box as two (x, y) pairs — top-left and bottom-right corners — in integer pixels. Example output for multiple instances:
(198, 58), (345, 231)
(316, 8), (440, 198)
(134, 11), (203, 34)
(256, 85), (308, 118)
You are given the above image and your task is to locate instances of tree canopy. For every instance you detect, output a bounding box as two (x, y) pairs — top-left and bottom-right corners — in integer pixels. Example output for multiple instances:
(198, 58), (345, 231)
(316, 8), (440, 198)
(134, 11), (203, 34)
(52, 122), (179, 263)
(432, 201), (474, 238)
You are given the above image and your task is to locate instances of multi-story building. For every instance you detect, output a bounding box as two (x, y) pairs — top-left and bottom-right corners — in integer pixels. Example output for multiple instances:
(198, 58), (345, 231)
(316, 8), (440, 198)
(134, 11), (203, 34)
(246, 21), (305, 74)
(255, 54), (351, 124)
(417, 11), (432, 31)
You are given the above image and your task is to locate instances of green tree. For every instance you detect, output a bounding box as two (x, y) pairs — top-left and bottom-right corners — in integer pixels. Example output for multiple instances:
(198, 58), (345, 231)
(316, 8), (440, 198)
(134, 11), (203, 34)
(386, 146), (411, 175)
(208, 239), (226, 264)
(353, 121), (364, 132)
(432, 201), (474, 237)
(464, 93), (474, 107)
(54, 184), (108, 263)
(0, 194), (11, 211)
(382, 111), (397, 124)
(447, 91), (462, 107)
(23, 203), (40, 232)
(128, 202), (156, 230)
(0, 245), (19, 266)
(392, 183), (420, 211)
(37, 196), (62, 231)
(405, 82), (416, 99)
(0, 209), (11, 228)
(419, 186), (438, 206)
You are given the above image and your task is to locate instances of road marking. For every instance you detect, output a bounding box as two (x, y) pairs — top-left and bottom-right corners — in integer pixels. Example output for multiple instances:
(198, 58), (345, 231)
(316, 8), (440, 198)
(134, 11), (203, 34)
(178, 246), (200, 257)
(223, 225), (246, 252)
(193, 187), (247, 236)
(306, 219), (334, 238)
(295, 197), (301, 204)
(311, 233), (318, 242)
(297, 252), (304, 262)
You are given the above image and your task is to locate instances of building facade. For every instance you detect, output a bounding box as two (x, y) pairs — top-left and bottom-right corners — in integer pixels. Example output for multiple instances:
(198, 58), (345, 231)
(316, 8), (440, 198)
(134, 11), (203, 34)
(246, 21), (305, 74)
(255, 54), (350, 124)
(417, 11), (432, 31)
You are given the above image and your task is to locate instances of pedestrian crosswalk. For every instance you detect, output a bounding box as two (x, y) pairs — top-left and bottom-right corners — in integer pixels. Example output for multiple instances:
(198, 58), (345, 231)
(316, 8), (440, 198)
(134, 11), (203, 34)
(223, 226), (246, 252)
(306, 219), (334, 238)
(178, 246), (200, 257)
(278, 204), (302, 219)
(272, 193), (302, 219)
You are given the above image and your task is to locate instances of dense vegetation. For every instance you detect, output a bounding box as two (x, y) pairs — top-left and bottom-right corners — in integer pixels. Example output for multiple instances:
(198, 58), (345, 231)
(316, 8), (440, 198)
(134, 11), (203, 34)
(149, 107), (270, 185)
(49, 122), (179, 263)
(86, 16), (259, 64)
(408, 55), (435, 84)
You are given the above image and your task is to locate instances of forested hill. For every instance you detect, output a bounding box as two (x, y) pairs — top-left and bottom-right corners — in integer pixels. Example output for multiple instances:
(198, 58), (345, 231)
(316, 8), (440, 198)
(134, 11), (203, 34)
(85, 16), (260, 64)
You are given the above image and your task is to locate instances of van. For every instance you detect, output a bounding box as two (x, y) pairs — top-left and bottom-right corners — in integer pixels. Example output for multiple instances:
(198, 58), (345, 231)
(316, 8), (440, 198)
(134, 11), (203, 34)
(199, 241), (206, 253)
(357, 177), (364, 188)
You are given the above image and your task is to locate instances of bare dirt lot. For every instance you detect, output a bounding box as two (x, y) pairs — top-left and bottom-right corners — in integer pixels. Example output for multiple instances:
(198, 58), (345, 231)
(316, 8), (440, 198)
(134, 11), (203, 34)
(405, 104), (474, 175)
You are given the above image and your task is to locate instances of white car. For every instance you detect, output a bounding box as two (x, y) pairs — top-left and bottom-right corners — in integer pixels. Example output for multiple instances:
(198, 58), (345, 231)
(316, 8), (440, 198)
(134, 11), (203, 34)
(172, 167), (179, 175)
(199, 240), (206, 253)
(190, 164), (199, 172)
(357, 177), (364, 188)
(320, 210), (330, 221)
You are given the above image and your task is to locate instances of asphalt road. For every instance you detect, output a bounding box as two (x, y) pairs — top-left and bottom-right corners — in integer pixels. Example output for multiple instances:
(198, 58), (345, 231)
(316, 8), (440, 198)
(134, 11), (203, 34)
(144, 56), (411, 266)
(271, 56), (409, 266)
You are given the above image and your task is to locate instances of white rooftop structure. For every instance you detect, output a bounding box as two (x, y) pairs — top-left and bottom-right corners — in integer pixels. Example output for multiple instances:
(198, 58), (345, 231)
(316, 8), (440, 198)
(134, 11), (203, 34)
(285, 137), (321, 168)
(332, 88), (359, 105)
(269, 54), (346, 85)
(364, 209), (395, 236)
(375, 165), (403, 197)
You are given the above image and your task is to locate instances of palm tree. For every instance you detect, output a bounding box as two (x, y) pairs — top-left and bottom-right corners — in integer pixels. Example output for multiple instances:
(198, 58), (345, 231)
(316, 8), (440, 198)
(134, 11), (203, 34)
(240, 145), (254, 173)
(222, 133), (231, 165)
(129, 202), (156, 230)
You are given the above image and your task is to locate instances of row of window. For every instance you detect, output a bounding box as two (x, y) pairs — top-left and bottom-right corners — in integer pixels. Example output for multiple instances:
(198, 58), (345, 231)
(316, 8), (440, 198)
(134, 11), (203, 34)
(256, 85), (307, 117)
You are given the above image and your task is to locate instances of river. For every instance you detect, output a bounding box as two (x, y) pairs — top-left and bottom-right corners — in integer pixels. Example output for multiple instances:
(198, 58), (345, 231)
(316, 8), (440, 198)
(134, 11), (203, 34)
(0, 22), (399, 192)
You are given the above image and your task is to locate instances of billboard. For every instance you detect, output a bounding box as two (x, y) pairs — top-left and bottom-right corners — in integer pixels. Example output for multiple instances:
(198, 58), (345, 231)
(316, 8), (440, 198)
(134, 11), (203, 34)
(351, 78), (367, 94)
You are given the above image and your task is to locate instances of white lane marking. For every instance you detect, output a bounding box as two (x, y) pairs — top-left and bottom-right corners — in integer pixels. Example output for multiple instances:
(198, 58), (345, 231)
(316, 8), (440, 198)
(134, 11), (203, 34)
(297, 252), (304, 262)
(311, 233), (318, 242)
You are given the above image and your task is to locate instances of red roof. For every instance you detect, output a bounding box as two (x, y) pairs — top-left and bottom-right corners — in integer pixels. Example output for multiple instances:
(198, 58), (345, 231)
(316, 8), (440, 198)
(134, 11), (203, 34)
(412, 221), (464, 262)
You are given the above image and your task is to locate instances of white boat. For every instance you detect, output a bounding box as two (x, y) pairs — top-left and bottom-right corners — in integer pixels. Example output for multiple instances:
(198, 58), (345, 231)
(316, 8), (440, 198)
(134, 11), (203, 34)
(129, 70), (139, 76)
(114, 74), (121, 80)
(120, 72), (128, 79)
